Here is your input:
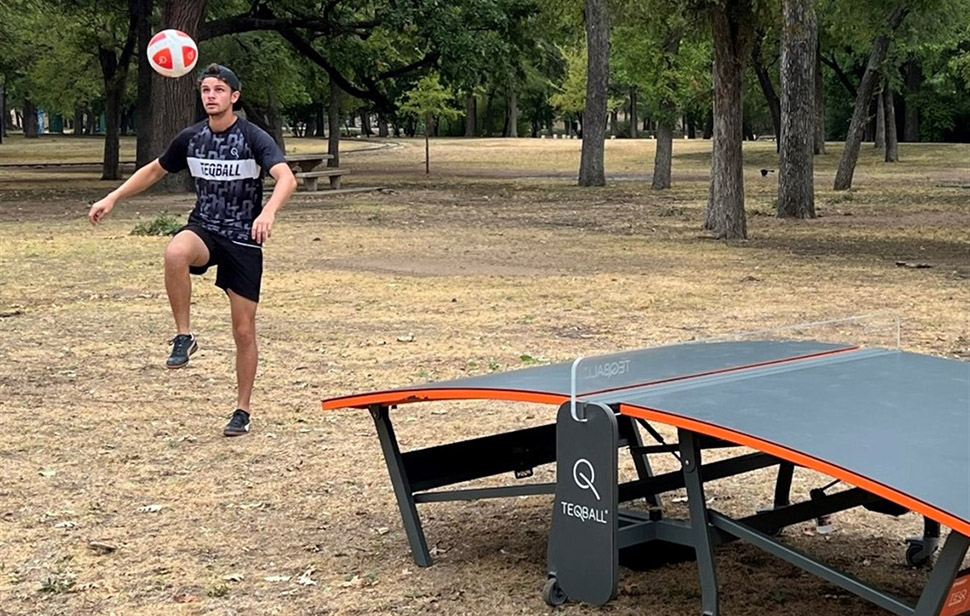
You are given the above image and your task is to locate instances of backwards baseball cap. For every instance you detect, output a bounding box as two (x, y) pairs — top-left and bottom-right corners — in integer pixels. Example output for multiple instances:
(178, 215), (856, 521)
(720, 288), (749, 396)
(197, 63), (241, 91)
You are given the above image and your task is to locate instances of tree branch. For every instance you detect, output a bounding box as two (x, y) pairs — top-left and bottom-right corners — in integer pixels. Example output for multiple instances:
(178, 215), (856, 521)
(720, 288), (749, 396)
(821, 53), (857, 97)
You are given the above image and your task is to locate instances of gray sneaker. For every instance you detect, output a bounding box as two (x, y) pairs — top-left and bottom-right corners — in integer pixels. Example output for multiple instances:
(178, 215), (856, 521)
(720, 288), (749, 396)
(223, 409), (251, 437)
(166, 333), (198, 369)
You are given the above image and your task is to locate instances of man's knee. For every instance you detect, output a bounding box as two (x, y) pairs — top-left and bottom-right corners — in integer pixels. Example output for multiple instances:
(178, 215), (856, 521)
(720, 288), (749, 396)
(232, 318), (256, 345)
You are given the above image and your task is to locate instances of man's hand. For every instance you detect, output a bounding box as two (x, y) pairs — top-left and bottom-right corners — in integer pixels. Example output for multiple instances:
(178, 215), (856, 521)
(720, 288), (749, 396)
(88, 197), (116, 226)
(252, 210), (276, 244)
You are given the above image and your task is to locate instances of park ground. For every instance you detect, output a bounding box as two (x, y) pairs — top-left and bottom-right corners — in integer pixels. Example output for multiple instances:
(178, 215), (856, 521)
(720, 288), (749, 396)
(0, 135), (968, 615)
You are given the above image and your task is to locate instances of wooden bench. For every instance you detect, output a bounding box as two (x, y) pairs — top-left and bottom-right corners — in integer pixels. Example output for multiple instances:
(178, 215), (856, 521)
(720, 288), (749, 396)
(295, 168), (349, 191)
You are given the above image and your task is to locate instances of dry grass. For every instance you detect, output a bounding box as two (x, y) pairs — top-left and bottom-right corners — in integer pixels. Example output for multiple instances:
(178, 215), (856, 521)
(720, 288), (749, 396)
(0, 134), (968, 616)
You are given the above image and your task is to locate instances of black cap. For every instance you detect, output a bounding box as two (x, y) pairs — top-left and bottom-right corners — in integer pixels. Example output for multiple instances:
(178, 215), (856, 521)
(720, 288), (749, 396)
(197, 63), (241, 91)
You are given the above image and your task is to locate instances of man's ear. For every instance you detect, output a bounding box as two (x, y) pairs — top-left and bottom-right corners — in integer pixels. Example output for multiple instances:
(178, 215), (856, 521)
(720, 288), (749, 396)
(231, 91), (241, 104)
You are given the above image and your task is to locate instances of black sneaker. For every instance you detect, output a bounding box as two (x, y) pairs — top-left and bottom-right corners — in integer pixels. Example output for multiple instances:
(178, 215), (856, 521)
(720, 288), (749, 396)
(166, 333), (198, 369)
(223, 409), (251, 437)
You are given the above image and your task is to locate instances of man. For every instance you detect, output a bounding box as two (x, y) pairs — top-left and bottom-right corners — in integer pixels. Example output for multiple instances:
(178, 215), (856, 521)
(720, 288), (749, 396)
(88, 63), (297, 437)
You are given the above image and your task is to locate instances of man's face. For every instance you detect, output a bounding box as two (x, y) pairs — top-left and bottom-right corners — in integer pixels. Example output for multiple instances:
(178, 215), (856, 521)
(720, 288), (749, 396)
(199, 77), (239, 115)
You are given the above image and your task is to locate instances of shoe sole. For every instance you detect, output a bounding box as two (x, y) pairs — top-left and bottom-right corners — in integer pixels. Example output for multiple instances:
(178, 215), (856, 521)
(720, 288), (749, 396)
(223, 424), (250, 437)
(166, 342), (199, 369)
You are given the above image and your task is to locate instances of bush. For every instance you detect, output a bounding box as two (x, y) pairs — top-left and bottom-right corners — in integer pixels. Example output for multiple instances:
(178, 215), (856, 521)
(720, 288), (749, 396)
(131, 213), (182, 236)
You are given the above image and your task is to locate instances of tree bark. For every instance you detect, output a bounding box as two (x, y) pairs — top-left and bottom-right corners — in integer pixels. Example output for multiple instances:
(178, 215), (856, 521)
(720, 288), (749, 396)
(706, 0), (752, 239)
(134, 0), (154, 168)
(652, 120), (673, 189)
(150, 0), (207, 192)
(377, 113), (389, 137)
(464, 94), (476, 136)
(777, 0), (816, 219)
(902, 58), (921, 141)
(508, 90), (518, 137)
(814, 34), (825, 154)
(883, 83), (898, 162)
(578, 0), (609, 186)
(834, 3), (907, 190)
(752, 32), (781, 149)
(23, 99), (38, 138)
(0, 81), (5, 144)
(328, 79), (341, 167)
(629, 87), (638, 138)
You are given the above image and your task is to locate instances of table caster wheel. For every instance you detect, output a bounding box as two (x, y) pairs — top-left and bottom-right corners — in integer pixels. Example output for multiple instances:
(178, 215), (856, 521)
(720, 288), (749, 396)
(542, 576), (567, 606)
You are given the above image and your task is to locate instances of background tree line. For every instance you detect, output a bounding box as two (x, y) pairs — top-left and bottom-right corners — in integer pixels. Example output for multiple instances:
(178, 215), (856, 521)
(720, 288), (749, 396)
(1, 0), (967, 236)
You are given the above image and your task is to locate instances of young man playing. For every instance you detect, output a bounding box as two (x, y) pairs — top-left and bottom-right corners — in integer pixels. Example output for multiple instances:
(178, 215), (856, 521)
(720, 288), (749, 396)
(88, 63), (297, 437)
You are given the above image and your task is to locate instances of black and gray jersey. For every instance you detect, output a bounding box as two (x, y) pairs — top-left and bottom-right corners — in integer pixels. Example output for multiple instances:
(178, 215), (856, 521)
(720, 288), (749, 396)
(159, 118), (287, 245)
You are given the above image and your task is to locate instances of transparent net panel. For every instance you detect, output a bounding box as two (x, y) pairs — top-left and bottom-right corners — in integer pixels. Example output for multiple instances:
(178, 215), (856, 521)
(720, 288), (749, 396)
(693, 312), (902, 351)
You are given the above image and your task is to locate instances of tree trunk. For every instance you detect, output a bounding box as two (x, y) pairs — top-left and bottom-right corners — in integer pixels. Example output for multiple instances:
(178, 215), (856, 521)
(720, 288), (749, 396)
(883, 83), (898, 162)
(0, 81), (5, 144)
(315, 101), (326, 137)
(508, 91), (518, 137)
(424, 114), (430, 174)
(578, 0), (609, 186)
(483, 88), (495, 136)
(377, 113), (388, 137)
(752, 33), (781, 149)
(23, 99), (38, 138)
(150, 0), (206, 192)
(874, 81), (886, 149)
(629, 87), (638, 138)
(267, 91), (286, 151)
(359, 109), (373, 136)
(134, 0), (154, 168)
(705, 0), (752, 239)
(100, 55), (126, 181)
(902, 58), (921, 141)
(814, 34), (825, 154)
(687, 114), (696, 138)
(834, 3), (907, 190)
(464, 94), (476, 136)
(328, 80), (341, 167)
(777, 0), (816, 219)
(652, 120), (673, 189)
(73, 106), (85, 135)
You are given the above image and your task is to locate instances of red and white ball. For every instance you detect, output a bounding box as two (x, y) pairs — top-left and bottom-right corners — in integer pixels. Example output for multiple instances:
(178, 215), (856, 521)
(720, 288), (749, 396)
(147, 29), (198, 78)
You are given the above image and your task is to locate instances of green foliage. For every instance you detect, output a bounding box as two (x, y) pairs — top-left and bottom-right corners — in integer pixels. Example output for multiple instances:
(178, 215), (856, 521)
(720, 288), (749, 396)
(131, 213), (182, 237)
(400, 73), (462, 130)
(549, 44), (587, 114)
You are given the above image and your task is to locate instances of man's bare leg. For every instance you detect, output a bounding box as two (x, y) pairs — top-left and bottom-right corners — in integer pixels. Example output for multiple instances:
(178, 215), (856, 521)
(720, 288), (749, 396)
(224, 289), (258, 436)
(164, 230), (210, 333)
(164, 230), (209, 368)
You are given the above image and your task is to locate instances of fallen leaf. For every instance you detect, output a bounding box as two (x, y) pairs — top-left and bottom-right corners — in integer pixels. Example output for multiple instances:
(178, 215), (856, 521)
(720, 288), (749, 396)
(138, 505), (163, 513)
(38, 470), (57, 478)
(223, 573), (244, 582)
(264, 575), (291, 583)
(396, 332), (415, 342)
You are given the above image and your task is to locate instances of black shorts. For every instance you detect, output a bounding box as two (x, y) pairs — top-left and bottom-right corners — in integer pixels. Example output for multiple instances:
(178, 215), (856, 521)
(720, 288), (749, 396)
(177, 224), (263, 303)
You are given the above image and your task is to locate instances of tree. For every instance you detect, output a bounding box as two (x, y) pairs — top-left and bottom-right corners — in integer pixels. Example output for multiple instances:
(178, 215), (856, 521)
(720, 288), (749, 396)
(777, 0), (816, 219)
(612, 0), (709, 190)
(578, 0), (610, 186)
(399, 73), (461, 173)
(833, 2), (907, 190)
(706, 0), (756, 239)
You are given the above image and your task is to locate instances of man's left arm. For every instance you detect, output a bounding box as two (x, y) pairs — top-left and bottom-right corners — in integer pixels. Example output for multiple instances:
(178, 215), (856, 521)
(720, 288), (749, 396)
(252, 161), (297, 244)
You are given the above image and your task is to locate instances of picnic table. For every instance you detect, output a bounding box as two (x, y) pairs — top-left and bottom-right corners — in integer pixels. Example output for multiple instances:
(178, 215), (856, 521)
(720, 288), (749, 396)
(284, 153), (348, 191)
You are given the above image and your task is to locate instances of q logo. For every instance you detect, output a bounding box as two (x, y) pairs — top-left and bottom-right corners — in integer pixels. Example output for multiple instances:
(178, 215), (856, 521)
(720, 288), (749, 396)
(572, 458), (600, 501)
(230, 147), (239, 157)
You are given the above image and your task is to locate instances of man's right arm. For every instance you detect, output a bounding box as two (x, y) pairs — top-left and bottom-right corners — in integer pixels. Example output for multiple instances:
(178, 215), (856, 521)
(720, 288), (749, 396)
(88, 159), (168, 226)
